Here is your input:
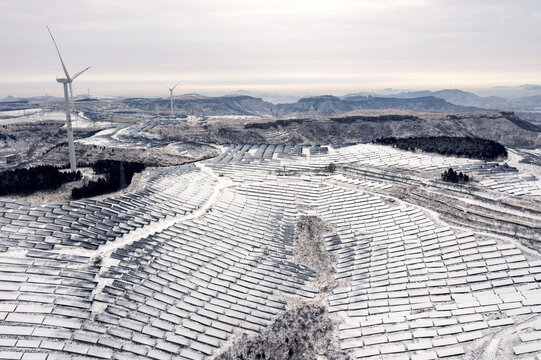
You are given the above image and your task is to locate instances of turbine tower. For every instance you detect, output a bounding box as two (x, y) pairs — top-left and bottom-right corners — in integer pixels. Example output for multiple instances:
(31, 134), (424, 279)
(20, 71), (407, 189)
(47, 26), (90, 172)
(168, 81), (181, 118)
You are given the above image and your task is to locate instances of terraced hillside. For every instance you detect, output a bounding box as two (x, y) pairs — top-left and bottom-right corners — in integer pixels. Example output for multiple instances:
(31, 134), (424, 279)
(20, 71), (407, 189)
(0, 143), (541, 360)
(158, 110), (541, 149)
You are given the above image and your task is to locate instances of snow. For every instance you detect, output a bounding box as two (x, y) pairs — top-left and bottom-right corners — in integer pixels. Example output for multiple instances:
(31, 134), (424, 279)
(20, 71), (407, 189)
(0, 110), (66, 124)
(208, 115), (262, 120)
(70, 111), (112, 129)
(0, 108), (43, 117)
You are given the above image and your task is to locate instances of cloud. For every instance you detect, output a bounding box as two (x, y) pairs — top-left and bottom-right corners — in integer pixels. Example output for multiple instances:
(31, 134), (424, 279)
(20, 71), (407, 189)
(0, 0), (540, 96)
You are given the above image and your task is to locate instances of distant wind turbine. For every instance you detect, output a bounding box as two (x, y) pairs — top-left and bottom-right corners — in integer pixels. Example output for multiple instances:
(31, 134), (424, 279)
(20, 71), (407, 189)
(47, 26), (90, 172)
(168, 81), (182, 118)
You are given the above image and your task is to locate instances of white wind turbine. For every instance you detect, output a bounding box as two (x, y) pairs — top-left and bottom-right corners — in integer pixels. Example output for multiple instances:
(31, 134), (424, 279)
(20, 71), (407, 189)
(47, 26), (90, 172)
(168, 81), (182, 118)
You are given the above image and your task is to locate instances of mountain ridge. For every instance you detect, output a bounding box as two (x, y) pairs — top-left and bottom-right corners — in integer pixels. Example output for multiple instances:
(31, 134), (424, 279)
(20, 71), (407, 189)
(344, 88), (541, 112)
(121, 94), (477, 117)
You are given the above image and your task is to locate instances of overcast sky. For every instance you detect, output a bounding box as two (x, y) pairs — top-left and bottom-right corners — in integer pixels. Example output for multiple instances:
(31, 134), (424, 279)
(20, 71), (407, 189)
(0, 0), (540, 97)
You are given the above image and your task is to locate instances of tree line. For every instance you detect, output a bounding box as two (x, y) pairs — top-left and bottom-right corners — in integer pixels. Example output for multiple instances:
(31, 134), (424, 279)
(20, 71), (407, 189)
(0, 165), (81, 196)
(0, 160), (145, 199)
(441, 168), (471, 183)
(0, 133), (16, 141)
(330, 114), (418, 123)
(244, 118), (308, 129)
(373, 136), (507, 161)
(71, 160), (145, 200)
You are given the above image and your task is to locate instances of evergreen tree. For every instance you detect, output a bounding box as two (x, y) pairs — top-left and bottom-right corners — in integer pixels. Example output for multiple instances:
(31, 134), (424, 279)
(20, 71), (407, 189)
(374, 136), (507, 161)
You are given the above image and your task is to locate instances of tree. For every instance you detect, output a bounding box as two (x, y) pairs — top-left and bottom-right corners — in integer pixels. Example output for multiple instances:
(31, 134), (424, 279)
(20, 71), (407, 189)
(325, 162), (336, 173)
(0, 165), (81, 196)
(374, 136), (507, 161)
(71, 160), (145, 200)
(441, 167), (471, 184)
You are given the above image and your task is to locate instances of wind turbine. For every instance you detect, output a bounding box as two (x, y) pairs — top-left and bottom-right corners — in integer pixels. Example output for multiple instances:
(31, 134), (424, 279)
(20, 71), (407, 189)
(47, 26), (90, 172)
(168, 81), (181, 118)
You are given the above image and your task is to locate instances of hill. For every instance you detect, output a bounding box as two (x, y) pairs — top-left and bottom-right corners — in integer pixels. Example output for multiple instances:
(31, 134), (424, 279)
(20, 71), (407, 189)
(122, 94), (477, 118)
(122, 95), (276, 116)
(344, 88), (541, 113)
(344, 89), (511, 109)
(159, 109), (541, 149)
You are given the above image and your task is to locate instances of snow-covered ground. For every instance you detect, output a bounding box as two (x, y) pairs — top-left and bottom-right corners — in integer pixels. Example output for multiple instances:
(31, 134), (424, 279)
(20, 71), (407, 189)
(0, 108), (112, 130)
(207, 115), (263, 120)
(0, 140), (540, 359)
(69, 111), (112, 129)
(0, 109), (66, 123)
(211, 143), (541, 198)
(0, 108), (43, 118)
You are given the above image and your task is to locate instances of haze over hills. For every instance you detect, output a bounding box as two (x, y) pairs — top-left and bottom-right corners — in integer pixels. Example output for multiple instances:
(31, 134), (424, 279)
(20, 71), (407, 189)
(120, 94), (476, 118)
(344, 88), (541, 112)
(230, 90), (309, 104)
(5, 83), (541, 136)
(476, 84), (541, 99)
(6, 84), (541, 113)
(3, 90), (540, 145)
(360, 89), (511, 109)
(227, 85), (541, 106)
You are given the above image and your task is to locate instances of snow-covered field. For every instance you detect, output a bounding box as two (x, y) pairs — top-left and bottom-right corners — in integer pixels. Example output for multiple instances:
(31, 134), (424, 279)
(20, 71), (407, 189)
(0, 140), (540, 359)
(0, 109), (111, 129)
(0, 108), (43, 118)
(70, 111), (112, 129)
(0, 109), (66, 123)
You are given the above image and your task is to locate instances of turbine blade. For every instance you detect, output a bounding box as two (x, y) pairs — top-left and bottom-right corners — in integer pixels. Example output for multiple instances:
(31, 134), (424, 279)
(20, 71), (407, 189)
(172, 81), (182, 90)
(46, 26), (70, 80)
(71, 66), (91, 80)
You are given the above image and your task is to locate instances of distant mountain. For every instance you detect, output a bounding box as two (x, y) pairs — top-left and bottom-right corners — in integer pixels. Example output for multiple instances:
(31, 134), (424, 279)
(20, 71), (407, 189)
(1, 95), (17, 102)
(122, 94), (477, 118)
(122, 95), (275, 116)
(341, 95), (477, 112)
(476, 84), (541, 99)
(279, 94), (476, 117)
(344, 88), (409, 97)
(343, 86), (541, 114)
(229, 90), (307, 104)
(511, 95), (541, 111)
(401, 90), (511, 109)
(0, 95), (56, 102)
(274, 95), (353, 117)
(345, 89), (511, 110)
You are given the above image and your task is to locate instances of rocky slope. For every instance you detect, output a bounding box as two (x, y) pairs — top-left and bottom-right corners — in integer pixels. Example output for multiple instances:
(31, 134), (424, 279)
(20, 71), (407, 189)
(159, 110), (541, 149)
(122, 95), (276, 116)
